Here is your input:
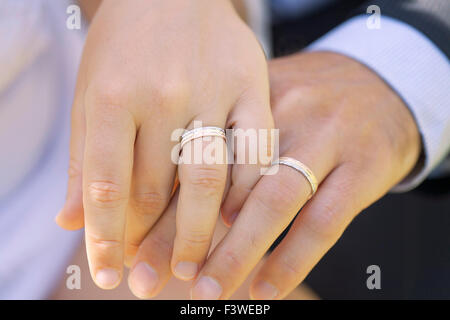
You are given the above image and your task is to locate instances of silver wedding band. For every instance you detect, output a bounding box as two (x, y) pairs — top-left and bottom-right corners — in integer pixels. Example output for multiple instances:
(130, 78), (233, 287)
(272, 157), (318, 199)
(180, 126), (227, 150)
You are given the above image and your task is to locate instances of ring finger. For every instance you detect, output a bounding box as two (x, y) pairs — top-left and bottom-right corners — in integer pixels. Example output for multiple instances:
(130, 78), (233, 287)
(250, 163), (371, 299)
(171, 116), (228, 281)
(191, 139), (337, 299)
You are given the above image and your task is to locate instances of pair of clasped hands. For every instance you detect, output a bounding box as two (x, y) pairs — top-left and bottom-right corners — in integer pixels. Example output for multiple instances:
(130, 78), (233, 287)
(56, 0), (420, 299)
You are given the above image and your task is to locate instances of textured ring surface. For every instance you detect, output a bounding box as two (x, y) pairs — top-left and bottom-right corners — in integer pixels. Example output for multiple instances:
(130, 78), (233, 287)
(180, 127), (226, 150)
(272, 157), (318, 199)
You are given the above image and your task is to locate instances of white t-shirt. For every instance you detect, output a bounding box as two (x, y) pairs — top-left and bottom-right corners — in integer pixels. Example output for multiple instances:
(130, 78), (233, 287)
(0, 0), (85, 299)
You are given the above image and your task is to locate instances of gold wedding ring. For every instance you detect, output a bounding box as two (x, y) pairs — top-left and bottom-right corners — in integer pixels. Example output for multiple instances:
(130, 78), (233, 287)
(272, 157), (318, 199)
(180, 127), (227, 150)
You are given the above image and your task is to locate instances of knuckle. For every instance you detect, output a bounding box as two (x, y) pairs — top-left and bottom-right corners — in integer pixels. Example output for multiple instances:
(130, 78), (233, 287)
(255, 179), (301, 216)
(252, 192), (280, 222)
(86, 233), (122, 252)
(146, 234), (173, 254)
(68, 158), (82, 179)
(178, 230), (211, 249)
(302, 202), (340, 239)
(186, 166), (225, 194)
(222, 249), (244, 273)
(274, 179), (302, 210)
(86, 181), (127, 208)
(131, 191), (168, 216)
(275, 83), (317, 108)
(279, 254), (303, 279)
(85, 82), (128, 109)
(252, 191), (294, 228)
(153, 80), (190, 109)
(125, 242), (140, 255)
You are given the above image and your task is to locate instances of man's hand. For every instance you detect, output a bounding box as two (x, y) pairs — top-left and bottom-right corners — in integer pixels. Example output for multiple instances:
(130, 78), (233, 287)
(56, 0), (273, 290)
(132, 51), (421, 299)
(218, 51), (421, 299)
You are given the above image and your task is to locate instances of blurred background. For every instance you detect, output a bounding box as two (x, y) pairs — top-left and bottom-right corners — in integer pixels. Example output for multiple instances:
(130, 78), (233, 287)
(0, 0), (448, 300)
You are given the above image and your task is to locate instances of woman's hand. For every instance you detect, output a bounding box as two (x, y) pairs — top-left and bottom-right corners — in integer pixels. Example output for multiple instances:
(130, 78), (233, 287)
(131, 51), (421, 299)
(56, 0), (273, 290)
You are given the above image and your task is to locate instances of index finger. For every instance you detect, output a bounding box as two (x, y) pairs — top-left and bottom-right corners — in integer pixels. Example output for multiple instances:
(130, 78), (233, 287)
(83, 103), (136, 289)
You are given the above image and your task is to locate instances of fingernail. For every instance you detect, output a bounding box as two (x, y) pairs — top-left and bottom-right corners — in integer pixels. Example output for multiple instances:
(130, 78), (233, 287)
(191, 276), (222, 300)
(95, 268), (120, 289)
(129, 262), (159, 298)
(174, 261), (198, 280)
(251, 281), (279, 300)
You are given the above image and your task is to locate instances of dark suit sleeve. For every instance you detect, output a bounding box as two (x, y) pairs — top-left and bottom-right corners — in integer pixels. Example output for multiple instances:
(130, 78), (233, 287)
(355, 0), (450, 58)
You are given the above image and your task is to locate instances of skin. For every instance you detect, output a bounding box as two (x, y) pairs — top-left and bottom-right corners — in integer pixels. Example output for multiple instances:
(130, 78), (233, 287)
(130, 51), (421, 299)
(52, 219), (318, 300)
(78, 0), (248, 23)
(62, 1), (420, 299)
(56, 0), (273, 290)
(79, 0), (101, 22)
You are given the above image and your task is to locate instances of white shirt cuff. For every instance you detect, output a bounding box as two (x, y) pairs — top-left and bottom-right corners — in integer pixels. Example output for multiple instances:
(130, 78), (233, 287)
(307, 15), (450, 192)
